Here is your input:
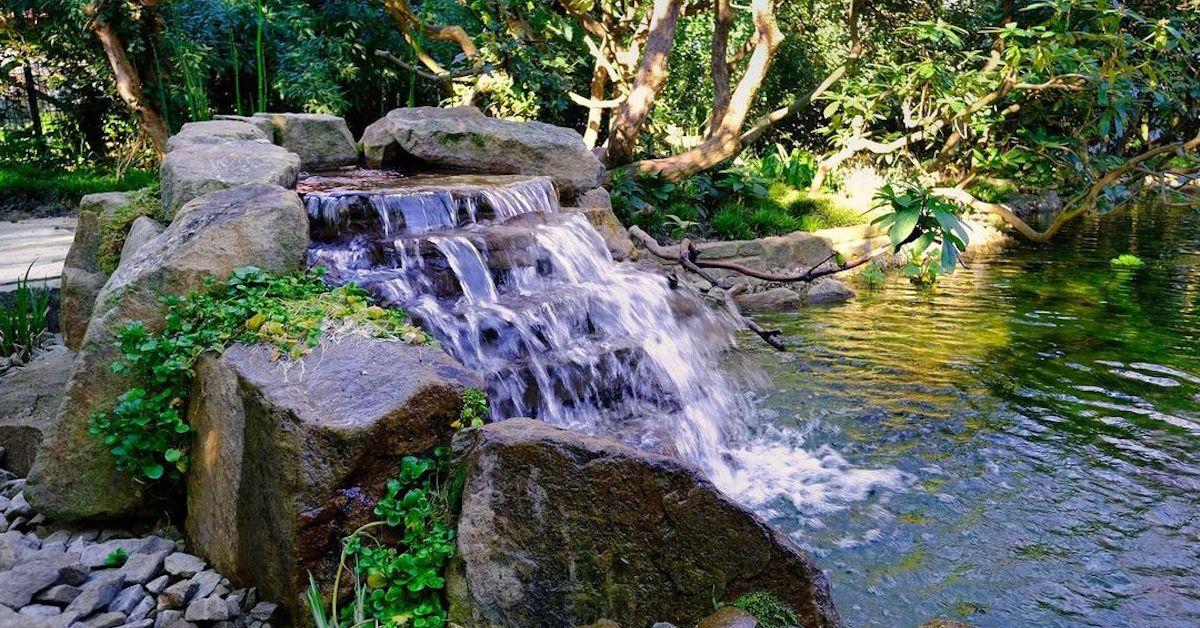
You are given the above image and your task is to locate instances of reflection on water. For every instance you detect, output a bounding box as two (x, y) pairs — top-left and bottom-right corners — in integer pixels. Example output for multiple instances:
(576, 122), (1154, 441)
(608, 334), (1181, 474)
(744, 205), (1200, 626)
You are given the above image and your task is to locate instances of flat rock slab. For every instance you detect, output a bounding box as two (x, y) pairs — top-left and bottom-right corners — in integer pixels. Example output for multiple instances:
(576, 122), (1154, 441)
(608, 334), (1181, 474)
(254, 113), (358, 170)
(160, 141), (301, 219)
(0, 217), (75, 291)
(361, 106), (604, 197)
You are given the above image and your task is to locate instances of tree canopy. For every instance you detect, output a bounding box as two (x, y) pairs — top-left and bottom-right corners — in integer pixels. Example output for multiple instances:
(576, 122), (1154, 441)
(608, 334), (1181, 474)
(2, 0), (1197, 239)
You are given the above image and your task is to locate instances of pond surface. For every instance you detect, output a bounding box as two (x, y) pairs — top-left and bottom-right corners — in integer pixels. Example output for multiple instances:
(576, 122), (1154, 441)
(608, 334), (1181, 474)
(743, 205), (1200, 627)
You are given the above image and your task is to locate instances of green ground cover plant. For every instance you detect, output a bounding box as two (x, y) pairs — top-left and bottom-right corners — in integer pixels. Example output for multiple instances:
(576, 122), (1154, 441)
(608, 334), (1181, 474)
(87, 267), (429, 483)
(0, 165), (157, 213)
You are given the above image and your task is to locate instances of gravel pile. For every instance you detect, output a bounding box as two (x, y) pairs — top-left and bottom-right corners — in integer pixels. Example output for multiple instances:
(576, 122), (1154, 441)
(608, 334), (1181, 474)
(0, 461), (277, 628)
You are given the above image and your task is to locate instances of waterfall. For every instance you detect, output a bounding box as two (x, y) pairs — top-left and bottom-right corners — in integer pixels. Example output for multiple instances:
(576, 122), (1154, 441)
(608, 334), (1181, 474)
(304, 175), (754, 484)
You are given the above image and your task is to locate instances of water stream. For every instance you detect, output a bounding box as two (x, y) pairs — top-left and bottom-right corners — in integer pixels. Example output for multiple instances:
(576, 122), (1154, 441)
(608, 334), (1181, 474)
(745, 205), (1200, 626)
(304, 172), (1199, 626)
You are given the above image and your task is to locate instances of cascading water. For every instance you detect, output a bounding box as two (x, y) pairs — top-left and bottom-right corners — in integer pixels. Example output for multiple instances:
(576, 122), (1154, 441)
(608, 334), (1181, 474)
(302, 171), (902, 508)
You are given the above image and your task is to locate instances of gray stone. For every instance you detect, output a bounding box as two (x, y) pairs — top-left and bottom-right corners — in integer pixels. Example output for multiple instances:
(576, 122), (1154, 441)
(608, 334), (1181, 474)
(127, 594), (154, 622)
(161, 579), (198, 608)
(117, 217), (164, 267)
(122, 620), (153, 628)
(361, 106), (604, 196)
(697, 607), (758, 628)
(183, 596), (229, 622)
(153, 609), (195, 628)
(0, 345), (74, 476)
(253, 113), (358, 170)
(35, 584), (82, 605)
(189, 570), (221, 600)
(65, 572), (124, 615)
(0, 604), (51, 628)
(159, 141), (300, 219)
(576, 187), (612, 210)
(78, 611), (127, 628)
(734, 287), (803, 312)
(247, 601), (275, 621)
(162, 553), (205, 579)
(81, 538), (155, 569)
(212, 115), (275, 139)
(185, 334), (480, 621)
(19, 604), (60, 618)
(447, 419), (840, 628)
(107, 585), (146, 615)
(118, 551), (166, 584)
(0, 553), (87, 608)
(3, 492), (29, 518)
(166, 120), (270, 151)
(144, 575), (169, 596)
(26, 183), (310, 521)
(804, 277), (856, 304)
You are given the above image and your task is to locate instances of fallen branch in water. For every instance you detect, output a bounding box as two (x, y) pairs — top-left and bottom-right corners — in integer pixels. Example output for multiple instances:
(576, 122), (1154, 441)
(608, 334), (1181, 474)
(628, 226), (892, 351)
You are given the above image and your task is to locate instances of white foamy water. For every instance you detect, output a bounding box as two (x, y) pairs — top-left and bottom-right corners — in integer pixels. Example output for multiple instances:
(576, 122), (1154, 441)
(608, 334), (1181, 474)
(305, 174), (901, 517)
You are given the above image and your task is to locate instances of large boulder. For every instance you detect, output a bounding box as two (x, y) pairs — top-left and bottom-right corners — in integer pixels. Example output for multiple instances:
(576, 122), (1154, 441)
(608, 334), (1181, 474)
(26, 183), (309, 520)
(185, 335), (480, 623)
(60, 192), (131, 350)
(166, 119), (271, 151)
(254, 113), (359, 171)
(160, 141), (301, 219)
(448, 419), (841, 628)
(0, 344), (74, 475)
(361, 107), (604, 197)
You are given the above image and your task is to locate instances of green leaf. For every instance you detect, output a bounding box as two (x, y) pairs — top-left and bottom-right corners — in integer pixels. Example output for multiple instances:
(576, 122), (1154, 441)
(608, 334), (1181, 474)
(940, 242), (960, 273)
(143, 464), (164, 480)
(889, 209), (921, 249)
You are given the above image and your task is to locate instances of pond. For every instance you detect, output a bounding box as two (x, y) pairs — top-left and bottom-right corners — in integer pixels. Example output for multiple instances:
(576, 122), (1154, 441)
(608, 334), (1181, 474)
(743, 205), (1200, 626)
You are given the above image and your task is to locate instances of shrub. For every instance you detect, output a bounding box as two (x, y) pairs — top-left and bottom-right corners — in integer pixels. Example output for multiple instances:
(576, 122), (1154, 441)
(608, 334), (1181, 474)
(732, 591), (801, 628)
(711, 204), (755, 240)
(87, 267), (429, 483)
(0, 265), (52, 363)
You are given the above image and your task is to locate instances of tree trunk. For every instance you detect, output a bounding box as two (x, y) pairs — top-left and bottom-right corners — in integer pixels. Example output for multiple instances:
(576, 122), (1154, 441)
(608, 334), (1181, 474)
(606, 0), (683, 166)
(628, 0), (783, 181)
(88, 12), (169, 157)
(708, 0), (733, 132)
(583, 64), (609, 149)
(22, 61), (44, 148)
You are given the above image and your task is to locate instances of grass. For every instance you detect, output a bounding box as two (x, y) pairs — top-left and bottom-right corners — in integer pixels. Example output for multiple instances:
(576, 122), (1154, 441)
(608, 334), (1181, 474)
(0, 265), (52, 363)
(710, 182), (866, 240)
(0, 165), (157, 215)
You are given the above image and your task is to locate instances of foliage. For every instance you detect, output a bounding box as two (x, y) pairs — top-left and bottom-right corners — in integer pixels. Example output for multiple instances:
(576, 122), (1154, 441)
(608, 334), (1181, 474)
(103, 548), (129, 567)
(87, 267), (429, 484)
(871, 183), (970, 283)
(857, 260), (888, 288)
(97, 184), (162, 274)
(731, 591), (800, 628)
(1110, 254), (1145, 269)
(309, 451), (456, 628)
(0, 265), (51, 363)
(453, 388), (489, 430)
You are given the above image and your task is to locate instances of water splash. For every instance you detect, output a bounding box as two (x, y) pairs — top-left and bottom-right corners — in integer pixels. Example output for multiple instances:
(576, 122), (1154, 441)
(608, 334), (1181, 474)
(304, 173), (897, 508)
